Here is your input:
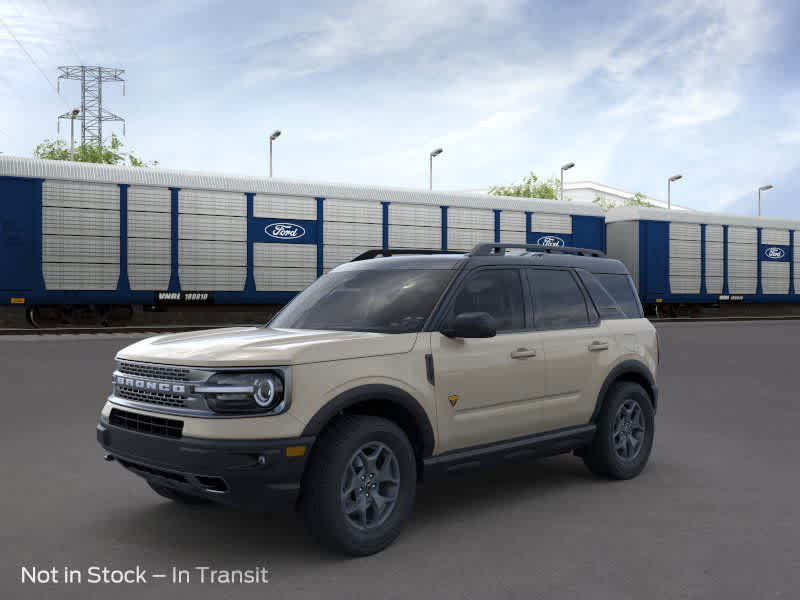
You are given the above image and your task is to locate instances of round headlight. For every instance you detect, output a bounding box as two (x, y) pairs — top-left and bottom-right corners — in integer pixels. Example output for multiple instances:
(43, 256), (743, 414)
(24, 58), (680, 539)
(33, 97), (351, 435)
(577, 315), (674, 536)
(254, 375), (284, 409)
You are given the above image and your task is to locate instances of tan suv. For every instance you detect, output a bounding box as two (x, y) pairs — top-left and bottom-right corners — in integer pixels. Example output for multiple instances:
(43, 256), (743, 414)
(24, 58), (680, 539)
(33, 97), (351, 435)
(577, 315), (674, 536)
(97, 243), (659, 556)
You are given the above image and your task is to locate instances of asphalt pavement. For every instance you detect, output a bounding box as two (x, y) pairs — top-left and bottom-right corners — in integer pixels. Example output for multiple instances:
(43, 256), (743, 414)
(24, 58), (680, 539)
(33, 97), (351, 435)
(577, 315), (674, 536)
(1, 321), (798, 599)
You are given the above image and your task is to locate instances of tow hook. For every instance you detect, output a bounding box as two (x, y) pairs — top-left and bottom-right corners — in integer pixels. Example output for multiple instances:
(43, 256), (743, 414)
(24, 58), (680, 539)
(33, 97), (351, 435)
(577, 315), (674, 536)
(103, 454), (115, 462)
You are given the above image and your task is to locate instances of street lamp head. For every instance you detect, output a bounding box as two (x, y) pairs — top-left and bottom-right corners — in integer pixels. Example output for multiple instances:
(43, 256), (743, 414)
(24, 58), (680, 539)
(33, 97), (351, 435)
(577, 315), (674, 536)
(430, 148), (443, 158)
(561, 162), (575, 171)
(270, 130), (282, 141)
(70, 108), (80, 118)
(669, 174), (683, 182)
(759, 184), (773, 192)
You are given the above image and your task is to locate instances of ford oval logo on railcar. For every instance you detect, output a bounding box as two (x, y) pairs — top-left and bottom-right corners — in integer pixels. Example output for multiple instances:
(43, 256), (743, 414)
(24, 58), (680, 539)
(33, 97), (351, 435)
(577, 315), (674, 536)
(764, 247), (786, 260)
(265, 222), (306, 240)
(536, 235), (566, 247)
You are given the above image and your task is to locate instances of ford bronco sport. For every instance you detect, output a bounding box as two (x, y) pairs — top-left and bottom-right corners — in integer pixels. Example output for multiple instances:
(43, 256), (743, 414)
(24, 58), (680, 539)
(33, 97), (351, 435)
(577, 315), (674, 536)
(97, 243), (658, 556)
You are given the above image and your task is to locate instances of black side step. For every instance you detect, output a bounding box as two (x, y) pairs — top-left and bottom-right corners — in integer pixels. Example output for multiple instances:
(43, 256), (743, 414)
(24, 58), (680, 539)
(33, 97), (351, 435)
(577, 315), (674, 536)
(423, 424), (596, 473)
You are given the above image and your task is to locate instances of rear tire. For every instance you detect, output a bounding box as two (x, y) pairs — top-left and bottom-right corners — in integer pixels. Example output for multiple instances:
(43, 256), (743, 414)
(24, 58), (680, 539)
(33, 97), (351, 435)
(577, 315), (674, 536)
(583, 382), (654, 480)
(148, 481), (210, 505)
(301, 415), (417, 556)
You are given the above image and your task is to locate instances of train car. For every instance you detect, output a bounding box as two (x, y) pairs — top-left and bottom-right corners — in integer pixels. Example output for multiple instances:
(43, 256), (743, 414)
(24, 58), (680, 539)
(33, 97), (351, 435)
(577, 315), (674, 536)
(0, 156), (606, 326)
(606, 206), (800, 315)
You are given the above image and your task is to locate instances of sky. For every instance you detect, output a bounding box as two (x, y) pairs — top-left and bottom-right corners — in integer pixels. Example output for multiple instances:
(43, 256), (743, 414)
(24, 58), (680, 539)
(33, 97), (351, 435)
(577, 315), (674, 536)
(1, 0), (799, 218)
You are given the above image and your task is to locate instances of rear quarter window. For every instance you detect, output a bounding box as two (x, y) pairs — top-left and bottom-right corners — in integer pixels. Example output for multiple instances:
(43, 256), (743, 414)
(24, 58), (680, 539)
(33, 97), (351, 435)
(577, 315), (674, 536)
(593, 273), (644, 319)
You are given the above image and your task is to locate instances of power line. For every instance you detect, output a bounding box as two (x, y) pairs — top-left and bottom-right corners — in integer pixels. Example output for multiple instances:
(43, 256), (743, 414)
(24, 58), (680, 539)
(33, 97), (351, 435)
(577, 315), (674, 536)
(37, 0), (85, 66)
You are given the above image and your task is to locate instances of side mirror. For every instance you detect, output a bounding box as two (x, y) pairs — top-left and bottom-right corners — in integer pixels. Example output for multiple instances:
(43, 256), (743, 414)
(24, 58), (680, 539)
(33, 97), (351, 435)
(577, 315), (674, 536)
(442, 312), (497, 339)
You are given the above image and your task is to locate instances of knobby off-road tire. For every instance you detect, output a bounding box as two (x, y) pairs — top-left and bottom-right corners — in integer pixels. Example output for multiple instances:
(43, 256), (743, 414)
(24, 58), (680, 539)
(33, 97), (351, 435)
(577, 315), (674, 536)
(301, 415), (417, 556)
(148, 481), (210, 505)
(583, 382), (655, 480)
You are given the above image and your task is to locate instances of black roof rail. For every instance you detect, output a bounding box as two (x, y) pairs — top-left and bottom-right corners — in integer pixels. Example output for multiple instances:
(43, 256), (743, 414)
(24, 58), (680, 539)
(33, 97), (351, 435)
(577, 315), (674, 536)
(469, 243), (606, 257)
(350, 248), (466, 262)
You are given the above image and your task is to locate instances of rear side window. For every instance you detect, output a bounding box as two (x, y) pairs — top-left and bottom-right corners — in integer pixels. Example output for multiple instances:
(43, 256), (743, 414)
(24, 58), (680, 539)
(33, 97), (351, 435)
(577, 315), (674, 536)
(451, 269), (525, 332)
(594, 273), (643, 318)
(576, 270), (626, 320)
(527, 269), (591, 330)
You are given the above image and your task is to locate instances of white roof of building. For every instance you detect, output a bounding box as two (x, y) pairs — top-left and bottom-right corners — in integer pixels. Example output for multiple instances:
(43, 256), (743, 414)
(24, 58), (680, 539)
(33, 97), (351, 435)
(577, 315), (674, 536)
(0, 156), (604, 216)
(564, 181), (690, 210)
(606, 206), (800, 230)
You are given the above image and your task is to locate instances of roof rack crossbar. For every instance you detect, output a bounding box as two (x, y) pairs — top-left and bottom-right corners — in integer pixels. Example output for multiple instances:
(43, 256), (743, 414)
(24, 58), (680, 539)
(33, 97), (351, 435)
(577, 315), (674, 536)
(469, 243), (606, 257)
(350, 248), (465, 262)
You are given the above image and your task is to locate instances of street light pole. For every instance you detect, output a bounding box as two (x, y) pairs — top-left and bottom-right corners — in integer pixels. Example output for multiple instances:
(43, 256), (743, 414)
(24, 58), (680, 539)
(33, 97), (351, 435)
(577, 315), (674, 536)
(758, 184), (773, 216)
(667, 174), (683, 209)
(429, 148), (443, 191)
(269, 130), (281, 177)
(69, 108), (80, 160)
(560, 162), (575, 202)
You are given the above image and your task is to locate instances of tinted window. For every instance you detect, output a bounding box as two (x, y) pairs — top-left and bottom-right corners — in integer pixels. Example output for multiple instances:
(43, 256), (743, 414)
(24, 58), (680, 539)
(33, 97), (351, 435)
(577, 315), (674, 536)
(577, 270), (626, 320)
(595, 273), (643, 318)
(270, 268), (453, 333)
(527, 269), (590, 330)
(450, 269), (525, 332)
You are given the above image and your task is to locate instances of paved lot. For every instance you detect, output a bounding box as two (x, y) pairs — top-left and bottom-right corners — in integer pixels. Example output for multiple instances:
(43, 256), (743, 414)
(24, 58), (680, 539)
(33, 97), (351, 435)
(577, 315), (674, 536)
(1, 322), (798, 599)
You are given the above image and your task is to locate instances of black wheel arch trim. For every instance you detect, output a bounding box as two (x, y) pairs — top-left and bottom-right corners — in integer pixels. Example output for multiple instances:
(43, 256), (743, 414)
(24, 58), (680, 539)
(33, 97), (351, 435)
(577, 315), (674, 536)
(301, 384), (436, 458)
(592, 360), (658, 422)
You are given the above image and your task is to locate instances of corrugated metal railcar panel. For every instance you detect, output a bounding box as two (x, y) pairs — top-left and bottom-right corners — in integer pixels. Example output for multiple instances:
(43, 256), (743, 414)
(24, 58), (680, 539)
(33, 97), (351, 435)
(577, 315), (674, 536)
(670, 277), (700, 294)
(669, 223), (701, 241)
(43, 263), (119, 290)
(254, 268), (317, 292)
(254, 243), (316, 268)
(728, 227), (757, 244)
(761, 261), (789, 294)
(325, 199), (382, 223)
(706, 277), (723, 294)
(179, 214), (246, 241)
(128, 186), (170, 213)
(605, 222), (639, 290)
(669, 239), (701, 258)
(42, 180), (119, 210)
(254, 195), (317, 220)
(179, 189), (245, 217)
(728, 244), (756, 261)
(128, 211), (170, 239)
(179, 240), (246, 266)
(499, 229), (526, 244)
(705, 259), (723, 279)
(447, 228), (494, 251)
(532, 213), (571, 234)
(761, 229), (790, 245)
(728, 261), (758, 277)
(43, 206), (119, 237)
(129, 238), (170, 264)
(323, 221), (381, 246)
(500, 211), (526, 232)
(129, 264), (171, 290)
(705, 241), (724, 259)
(42, 235), (119, 264)
(448, 207), (493, 229)
(728, 277), (756, 294)
(669, 258), (701, 277)
(706, 225), (723, 242)
(388, 225), (441, 249)
(323, 245), (374, 269)
(179, 266), (246, 291)
(388, 203), (440, 227)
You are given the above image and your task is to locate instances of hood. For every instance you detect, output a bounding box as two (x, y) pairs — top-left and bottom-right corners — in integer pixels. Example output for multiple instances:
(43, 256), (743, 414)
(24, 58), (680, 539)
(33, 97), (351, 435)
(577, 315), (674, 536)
(116, 326), (418, 367)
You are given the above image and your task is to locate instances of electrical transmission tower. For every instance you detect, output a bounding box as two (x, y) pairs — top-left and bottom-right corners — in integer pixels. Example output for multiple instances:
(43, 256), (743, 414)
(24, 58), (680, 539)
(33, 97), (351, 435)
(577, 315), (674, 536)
(57, 66), (126, 148)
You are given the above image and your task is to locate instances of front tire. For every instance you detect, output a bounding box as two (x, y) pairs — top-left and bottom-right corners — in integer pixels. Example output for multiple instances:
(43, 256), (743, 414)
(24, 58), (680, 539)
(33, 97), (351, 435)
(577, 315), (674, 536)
(583, 382), (655, 480)
(301, 415), (417, 556)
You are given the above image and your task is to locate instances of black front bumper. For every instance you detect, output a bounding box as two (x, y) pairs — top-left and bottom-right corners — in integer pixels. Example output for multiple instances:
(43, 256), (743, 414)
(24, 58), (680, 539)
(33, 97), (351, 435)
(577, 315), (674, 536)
(97, 419), (315, 511)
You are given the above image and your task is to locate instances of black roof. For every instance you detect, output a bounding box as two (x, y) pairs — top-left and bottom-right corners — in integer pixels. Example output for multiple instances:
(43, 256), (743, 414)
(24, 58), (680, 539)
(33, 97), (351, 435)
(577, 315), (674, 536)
(338, 244), (630, 275)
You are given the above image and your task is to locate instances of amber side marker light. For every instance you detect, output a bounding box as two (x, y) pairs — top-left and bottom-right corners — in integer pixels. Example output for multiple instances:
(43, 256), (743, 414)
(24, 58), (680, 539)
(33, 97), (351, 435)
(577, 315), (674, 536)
(10, 297), (25, 304)
(286, 446), (306, 457)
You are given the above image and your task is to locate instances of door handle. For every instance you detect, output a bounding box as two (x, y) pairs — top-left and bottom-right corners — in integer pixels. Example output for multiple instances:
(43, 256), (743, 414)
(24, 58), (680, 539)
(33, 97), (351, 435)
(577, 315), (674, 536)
(510, 348), (537, 359)
(588, 341), (609, 352)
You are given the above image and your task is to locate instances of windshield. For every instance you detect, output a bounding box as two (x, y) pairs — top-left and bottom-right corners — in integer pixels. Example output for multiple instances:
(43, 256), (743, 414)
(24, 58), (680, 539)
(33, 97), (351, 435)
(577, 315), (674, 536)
(270, 268), (454, 333)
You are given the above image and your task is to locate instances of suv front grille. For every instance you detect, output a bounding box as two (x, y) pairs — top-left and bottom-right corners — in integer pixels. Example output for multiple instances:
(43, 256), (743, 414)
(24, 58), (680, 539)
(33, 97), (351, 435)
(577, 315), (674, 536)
(115, 387), (187, 408)
(118, 361), (191, 382)
(109, 408), (183, 438)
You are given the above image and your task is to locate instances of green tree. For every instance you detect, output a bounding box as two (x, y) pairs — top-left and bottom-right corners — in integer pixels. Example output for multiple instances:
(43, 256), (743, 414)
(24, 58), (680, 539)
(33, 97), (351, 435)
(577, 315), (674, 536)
(593, 191), (656, 212)
(33, 133), (157, 167)
(489, 171), (564, 200)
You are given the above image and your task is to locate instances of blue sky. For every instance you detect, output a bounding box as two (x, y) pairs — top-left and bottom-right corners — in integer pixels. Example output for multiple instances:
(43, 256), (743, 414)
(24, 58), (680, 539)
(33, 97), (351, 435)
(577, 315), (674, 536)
(1, 0), (799, 217)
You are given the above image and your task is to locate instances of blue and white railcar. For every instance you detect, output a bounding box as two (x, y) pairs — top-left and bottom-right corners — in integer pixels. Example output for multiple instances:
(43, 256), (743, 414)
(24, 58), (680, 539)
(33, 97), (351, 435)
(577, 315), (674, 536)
(606, 206), (800, 312)
(0, 156), (605, 323)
